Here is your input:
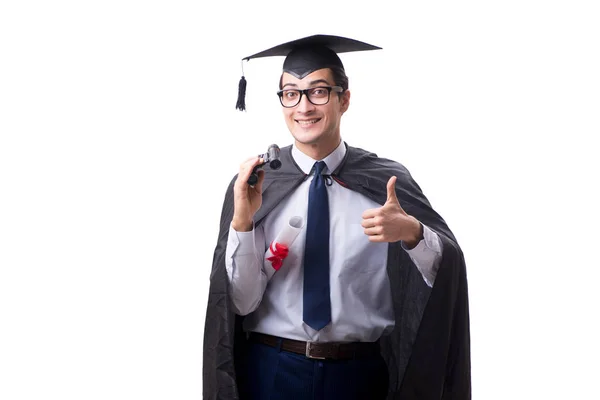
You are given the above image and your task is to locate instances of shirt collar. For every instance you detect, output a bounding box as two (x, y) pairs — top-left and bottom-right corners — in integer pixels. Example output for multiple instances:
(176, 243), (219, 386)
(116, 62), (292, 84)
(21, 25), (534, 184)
(291, 140), (346, 175)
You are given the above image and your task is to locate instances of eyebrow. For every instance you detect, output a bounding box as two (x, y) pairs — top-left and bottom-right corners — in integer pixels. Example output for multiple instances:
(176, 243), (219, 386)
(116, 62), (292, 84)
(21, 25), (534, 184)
(281, 79), (333, 89)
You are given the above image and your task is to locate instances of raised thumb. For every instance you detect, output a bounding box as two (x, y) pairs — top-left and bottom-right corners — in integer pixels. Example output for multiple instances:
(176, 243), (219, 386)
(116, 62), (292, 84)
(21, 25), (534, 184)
(386, 176), (398, 204)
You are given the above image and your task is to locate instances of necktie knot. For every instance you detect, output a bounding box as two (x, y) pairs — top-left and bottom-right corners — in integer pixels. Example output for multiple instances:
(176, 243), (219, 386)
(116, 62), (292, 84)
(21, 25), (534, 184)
(313, 161), (327, 176)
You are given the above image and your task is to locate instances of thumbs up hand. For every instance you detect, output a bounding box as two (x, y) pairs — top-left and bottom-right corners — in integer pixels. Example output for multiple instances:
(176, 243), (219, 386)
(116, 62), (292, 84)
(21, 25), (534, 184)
(361, 176), (423, 248)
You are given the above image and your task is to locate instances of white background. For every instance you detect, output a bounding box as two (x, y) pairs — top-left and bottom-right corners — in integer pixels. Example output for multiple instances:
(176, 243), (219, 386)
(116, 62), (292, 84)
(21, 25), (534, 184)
(1, 1), (599, 399)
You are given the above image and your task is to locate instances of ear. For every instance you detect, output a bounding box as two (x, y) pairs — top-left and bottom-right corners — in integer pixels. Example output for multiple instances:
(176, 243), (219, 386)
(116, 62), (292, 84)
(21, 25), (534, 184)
(340, 89), (351, 113)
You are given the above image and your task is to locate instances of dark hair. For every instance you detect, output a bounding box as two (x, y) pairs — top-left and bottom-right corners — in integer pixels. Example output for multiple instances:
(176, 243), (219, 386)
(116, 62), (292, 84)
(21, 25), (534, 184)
(279, 67), (349, 97)
(330, 66), (349, 93)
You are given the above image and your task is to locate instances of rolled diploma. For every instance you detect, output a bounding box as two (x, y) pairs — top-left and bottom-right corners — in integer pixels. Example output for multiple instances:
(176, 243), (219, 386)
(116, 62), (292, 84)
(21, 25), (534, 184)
(264, 216), (304, 279)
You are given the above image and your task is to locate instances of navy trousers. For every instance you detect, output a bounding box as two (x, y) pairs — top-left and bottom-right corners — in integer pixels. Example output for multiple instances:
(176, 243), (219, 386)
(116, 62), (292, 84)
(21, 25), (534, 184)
(239, 341), (389, 400)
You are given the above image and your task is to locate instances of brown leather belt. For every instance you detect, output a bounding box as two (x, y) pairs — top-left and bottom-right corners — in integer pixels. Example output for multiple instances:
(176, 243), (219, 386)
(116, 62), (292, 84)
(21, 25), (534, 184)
(250, 333), (380, 360)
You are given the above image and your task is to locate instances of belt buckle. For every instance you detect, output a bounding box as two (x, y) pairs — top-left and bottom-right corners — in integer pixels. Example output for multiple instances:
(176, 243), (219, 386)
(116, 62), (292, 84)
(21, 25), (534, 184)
(305, 342), (326, 360)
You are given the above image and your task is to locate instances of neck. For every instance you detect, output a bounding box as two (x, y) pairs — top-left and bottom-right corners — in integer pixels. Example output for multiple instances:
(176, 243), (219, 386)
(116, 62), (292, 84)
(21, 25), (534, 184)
(295, 136), (342, 161)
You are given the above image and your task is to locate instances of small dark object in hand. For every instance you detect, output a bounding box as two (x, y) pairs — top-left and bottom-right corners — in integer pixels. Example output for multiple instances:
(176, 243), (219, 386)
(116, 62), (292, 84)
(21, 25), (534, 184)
(248, 144), (282, 185)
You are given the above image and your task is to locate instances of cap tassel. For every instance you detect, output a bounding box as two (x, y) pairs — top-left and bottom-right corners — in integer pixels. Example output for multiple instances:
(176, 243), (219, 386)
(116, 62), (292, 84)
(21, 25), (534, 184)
(236, 76), (247, 111)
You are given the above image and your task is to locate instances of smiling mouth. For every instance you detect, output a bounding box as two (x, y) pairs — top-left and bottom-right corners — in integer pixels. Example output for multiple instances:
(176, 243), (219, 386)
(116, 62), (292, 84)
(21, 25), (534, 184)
(295, 118), (321, 126)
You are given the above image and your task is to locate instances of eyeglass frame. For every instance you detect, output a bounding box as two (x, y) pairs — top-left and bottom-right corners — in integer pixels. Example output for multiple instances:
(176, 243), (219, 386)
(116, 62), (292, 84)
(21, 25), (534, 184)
(276, 86), (344, 108)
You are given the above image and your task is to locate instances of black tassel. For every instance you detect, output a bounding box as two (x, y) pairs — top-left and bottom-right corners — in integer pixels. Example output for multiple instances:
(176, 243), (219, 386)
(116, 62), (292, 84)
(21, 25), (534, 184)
(236, 76), (247, 111)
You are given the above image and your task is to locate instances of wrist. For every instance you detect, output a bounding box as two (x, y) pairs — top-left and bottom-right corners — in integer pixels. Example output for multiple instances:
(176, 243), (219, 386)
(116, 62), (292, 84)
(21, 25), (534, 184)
(403, 218), (423, 249)
(231, 217), (253, 232)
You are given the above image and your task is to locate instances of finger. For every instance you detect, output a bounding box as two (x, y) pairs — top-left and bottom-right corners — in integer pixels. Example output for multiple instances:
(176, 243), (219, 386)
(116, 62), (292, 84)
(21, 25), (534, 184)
(385, 176), (398, 204)
(361, 218), (374, 229)
(238, 157), (264, 183)
(243, 156), (264, 171)
(363, 226), (382, 236)
(254, 169), (265, 193)
(361, 216), (381, 229)
(367, 234), (385, 243)
(361, 208), (380, 219)
(239, 156), (262, 174)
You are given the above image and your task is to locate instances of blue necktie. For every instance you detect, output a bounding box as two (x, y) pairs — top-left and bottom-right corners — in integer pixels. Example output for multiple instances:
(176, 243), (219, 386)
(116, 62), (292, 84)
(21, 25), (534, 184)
(303, 161), (331, 331)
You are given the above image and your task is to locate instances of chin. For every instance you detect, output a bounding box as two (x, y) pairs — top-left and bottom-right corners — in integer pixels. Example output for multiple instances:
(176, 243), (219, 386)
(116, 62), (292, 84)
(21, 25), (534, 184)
(291, 129), (324, 146)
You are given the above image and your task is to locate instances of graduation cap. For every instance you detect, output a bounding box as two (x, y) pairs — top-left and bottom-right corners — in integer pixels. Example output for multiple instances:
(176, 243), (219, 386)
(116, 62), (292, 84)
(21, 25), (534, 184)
(236, 34), (382, 111)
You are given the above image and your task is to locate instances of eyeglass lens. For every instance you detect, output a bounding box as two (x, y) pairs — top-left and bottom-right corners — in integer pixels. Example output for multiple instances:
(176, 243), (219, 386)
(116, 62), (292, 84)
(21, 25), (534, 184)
(280, 87), (332, 107)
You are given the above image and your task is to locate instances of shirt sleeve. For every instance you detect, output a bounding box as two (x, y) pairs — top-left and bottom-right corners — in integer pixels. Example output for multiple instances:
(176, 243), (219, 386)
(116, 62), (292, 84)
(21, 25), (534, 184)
(401, 224), (443, 288)
(225, 222), (269, 315)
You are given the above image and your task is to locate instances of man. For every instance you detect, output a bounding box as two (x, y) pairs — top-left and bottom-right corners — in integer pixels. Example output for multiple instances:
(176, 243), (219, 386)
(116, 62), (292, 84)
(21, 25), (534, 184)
(203, 35), (470, 400)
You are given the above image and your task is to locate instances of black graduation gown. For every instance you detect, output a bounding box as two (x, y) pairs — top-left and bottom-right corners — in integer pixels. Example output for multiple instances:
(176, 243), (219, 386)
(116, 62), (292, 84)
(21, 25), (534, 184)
(203, 144), (471, 399)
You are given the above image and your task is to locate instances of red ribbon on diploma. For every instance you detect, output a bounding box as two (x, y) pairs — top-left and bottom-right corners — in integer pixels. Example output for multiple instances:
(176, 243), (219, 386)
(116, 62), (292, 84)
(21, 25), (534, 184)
(267, 242), (289, 271)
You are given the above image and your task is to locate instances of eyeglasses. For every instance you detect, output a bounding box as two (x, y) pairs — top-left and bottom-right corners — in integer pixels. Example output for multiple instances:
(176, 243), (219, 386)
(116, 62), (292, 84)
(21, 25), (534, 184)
(277, 86), (344, 108)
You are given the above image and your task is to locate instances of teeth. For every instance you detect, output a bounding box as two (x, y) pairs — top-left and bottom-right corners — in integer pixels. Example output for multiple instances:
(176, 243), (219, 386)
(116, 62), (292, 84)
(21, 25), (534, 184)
(297, 119), (319, 125)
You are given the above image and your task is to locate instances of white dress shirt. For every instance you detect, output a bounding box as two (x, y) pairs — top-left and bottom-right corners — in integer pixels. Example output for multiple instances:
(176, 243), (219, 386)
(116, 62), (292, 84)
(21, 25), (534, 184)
(225, 141), (443, 342)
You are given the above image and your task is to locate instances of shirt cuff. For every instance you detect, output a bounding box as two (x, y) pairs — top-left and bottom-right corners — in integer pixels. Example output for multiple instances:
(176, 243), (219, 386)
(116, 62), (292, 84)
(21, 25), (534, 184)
(401, 224), (442, 254)
(228, 222), (257, 256)
(401, 224), (442, 287)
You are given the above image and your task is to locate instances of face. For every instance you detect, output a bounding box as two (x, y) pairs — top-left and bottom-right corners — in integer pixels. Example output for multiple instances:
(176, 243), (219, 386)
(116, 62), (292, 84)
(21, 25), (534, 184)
(280, 68), (350, 157)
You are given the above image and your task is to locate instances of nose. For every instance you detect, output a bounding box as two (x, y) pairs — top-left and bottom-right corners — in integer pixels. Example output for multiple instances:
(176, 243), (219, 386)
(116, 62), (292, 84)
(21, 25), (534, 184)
(296, 92), (316, 113)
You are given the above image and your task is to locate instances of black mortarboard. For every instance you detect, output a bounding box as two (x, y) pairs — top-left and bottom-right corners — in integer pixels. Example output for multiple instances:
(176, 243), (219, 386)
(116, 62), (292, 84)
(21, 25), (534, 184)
(236, 34), (381, 111)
